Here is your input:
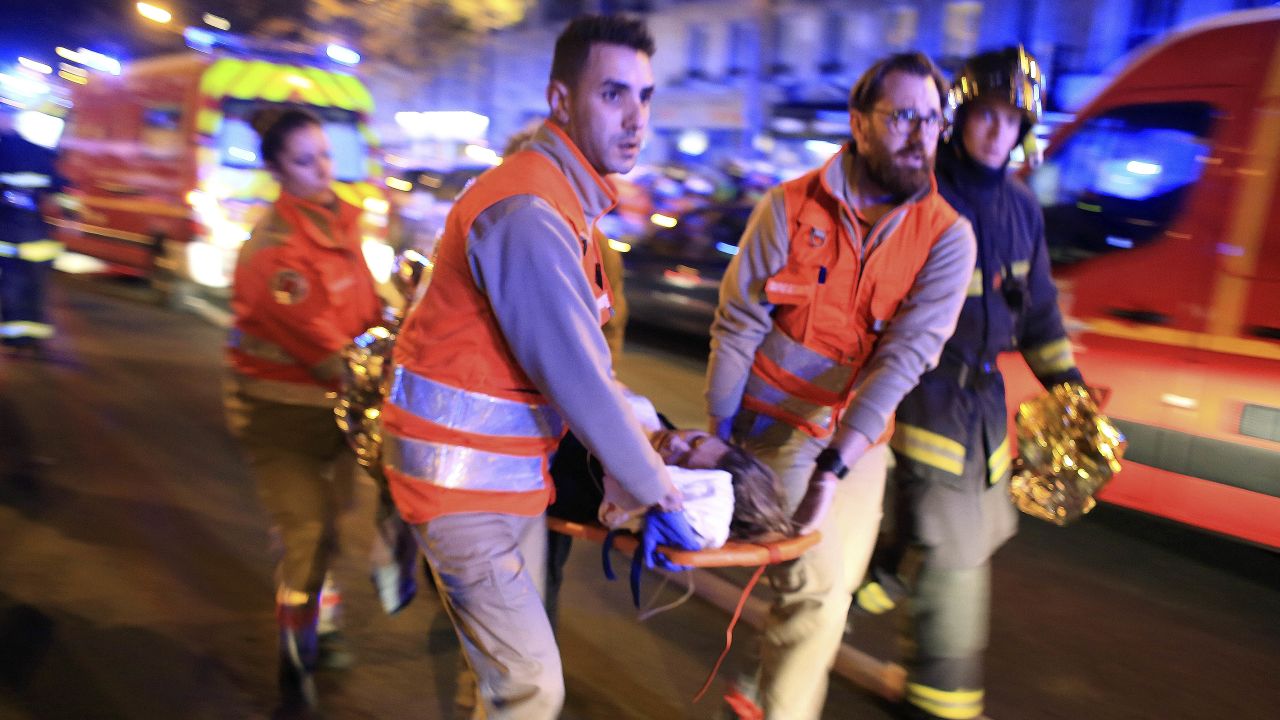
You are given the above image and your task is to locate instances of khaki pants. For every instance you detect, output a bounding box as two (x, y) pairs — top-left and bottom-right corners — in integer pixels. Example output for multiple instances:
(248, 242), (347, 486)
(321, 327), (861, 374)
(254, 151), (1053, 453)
(227, 393), (354, 598)
(742, 427), (889, 720)
(414, 511), (560, 720)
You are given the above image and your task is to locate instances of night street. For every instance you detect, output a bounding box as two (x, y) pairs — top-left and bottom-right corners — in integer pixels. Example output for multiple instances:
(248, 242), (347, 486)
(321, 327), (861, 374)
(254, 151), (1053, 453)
(1, 276), (1278, 719)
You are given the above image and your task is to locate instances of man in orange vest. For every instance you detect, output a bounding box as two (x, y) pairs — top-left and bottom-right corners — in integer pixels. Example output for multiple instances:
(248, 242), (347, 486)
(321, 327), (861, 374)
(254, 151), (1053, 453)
(706, 53), (977, 719)
(382, 15), (698, 719)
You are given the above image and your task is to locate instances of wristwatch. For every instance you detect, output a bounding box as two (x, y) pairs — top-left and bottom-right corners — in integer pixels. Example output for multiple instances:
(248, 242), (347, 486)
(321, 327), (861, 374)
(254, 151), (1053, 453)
(814, 447), (849, 479)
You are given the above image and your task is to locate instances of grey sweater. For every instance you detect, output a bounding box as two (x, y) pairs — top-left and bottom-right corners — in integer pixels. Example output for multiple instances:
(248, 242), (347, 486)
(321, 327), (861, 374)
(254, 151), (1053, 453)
(463, 123), (676, 508)
(706, 147), (976, 451)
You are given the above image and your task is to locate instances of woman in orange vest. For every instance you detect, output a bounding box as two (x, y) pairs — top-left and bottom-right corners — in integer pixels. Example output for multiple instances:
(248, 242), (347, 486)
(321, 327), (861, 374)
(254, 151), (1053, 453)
(223, 108), (382, 718)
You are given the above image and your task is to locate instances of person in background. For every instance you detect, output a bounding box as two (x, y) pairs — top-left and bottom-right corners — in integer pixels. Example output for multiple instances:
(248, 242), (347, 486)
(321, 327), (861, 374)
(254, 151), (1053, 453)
(224, 107), (383, 719)
(0, 111), (63, 356)
(705, 52), (976, 719)
(857, 46), (1084, 720)
(381, 15), (699, 719)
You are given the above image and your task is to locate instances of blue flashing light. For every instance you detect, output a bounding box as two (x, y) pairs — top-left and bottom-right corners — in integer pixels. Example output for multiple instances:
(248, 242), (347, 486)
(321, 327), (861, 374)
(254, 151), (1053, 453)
(326, 44), (361, 66)
(184, 27), (219, 51)
(715, 242), (739, 256)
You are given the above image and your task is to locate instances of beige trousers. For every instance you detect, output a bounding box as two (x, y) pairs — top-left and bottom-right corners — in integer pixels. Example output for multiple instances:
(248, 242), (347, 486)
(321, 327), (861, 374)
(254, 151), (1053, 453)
(227, 393), (354, 599)
(743, 428), (889, 720)
(414, 511), (560, 720)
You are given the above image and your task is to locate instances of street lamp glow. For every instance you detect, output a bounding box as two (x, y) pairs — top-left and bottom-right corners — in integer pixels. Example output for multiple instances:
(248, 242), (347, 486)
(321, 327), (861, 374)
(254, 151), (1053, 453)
(326, 44), (361, 66)
(136, 2), (173, 24)
(203, 13), (231, 31)
(17, 57), (53, 75)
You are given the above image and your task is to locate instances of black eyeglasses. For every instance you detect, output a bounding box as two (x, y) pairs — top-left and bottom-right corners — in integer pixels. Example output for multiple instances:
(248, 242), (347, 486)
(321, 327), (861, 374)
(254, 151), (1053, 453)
(873, 108), (947, 135)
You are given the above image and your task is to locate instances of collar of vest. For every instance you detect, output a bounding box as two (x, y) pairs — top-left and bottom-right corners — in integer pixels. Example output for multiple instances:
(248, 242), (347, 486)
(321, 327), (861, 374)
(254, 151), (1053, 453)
(275, 191), (361, 252)
(528, 121), (618, 222)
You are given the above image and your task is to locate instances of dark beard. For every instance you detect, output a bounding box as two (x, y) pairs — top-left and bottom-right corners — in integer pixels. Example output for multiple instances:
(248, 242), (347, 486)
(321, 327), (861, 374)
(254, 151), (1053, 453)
(863, 143), (933, 201)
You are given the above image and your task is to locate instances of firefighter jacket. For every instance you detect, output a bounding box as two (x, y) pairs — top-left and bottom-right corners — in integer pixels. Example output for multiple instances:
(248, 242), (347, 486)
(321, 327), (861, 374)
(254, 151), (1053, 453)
(227, 191), (382, 405)
(384, 122), (677, 524)
(707, 145), (977, 449)
(892, 140), (1083, 486)
(0, 131), (61, 263)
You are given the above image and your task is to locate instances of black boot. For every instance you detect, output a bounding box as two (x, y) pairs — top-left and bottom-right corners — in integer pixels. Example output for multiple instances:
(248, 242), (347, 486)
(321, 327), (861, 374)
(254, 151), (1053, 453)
(274, 603), (324, 719)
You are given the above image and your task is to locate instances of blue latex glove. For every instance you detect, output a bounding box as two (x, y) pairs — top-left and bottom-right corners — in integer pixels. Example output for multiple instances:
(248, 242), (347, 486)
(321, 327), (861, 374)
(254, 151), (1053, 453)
(642, 508), (702, 572)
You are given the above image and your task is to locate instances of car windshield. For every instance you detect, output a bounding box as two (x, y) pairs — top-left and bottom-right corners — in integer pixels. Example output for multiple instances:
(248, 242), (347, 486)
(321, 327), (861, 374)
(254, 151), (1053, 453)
(216, 99), (368, 183)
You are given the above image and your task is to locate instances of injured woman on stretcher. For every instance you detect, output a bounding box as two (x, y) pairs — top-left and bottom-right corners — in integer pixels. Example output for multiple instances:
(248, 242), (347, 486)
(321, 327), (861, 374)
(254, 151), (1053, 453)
(546, 389), (799, 575)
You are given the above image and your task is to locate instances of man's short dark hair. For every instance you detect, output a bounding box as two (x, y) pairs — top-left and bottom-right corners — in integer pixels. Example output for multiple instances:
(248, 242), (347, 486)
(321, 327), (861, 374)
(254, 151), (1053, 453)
(848, 52), (948, 113)
(550, 14), (656, 88)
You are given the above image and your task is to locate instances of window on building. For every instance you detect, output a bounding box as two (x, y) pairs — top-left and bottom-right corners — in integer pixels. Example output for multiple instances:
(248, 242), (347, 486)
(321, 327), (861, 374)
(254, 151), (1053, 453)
(884, 5), (919, 51)
(820, 11), (846, 74)
(1029, 101), (1216, 265)
(942, 1), (983, 59)
(771, 16), (794, 76)
(1127, 0), (1181, 50)
(687, 25), (709, 80)
(727, 21), (757, 77)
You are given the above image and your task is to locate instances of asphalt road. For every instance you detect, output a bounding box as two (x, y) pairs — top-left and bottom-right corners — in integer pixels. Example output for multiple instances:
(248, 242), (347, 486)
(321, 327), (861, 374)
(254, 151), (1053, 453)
(1, 275), (1277, 720)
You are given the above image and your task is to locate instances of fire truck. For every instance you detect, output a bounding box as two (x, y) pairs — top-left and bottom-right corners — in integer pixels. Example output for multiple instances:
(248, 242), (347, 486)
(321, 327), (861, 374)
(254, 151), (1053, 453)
(53, 33), (391, 306)
(1004, 8), (1280, 549)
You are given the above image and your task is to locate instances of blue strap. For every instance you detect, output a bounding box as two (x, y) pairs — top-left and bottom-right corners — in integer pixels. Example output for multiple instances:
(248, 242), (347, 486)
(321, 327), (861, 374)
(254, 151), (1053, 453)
(602, 530), (620, 581)
(601, 529), (645, 608)
(630, 550), (643, 608)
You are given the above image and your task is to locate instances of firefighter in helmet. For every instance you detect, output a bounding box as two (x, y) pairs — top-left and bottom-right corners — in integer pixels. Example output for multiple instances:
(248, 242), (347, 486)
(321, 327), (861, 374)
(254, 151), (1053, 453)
(856, 46), (1086, 720)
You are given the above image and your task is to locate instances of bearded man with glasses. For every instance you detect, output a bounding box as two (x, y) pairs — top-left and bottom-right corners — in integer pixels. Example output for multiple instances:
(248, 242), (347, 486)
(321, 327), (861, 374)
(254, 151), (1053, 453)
(706, 52), (976, 719)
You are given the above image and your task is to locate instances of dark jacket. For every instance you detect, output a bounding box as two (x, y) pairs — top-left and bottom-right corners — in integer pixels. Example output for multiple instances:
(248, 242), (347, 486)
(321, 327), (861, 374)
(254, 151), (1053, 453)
(0, 131), (59, 247)
(892, 140), (1082, 485)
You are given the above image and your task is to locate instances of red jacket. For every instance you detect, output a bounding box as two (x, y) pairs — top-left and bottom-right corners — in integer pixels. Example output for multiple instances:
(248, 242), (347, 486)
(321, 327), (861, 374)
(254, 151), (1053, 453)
(228, 192), (382, 393)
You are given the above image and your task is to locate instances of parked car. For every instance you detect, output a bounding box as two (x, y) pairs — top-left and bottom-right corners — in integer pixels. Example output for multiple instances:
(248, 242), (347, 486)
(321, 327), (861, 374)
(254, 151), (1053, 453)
(621, 202), (752, 335)
(386, 165), (487, 255)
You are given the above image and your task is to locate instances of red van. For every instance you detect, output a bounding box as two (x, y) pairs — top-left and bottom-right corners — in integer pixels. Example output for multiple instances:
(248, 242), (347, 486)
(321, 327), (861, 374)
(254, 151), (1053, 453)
(1005, 8), (1280, 549)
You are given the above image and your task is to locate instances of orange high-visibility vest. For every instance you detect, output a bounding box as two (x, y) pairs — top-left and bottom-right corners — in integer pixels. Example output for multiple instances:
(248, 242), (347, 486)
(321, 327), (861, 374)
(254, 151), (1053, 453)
(383, 144), (614, 523)
(741, 154), (960, 439)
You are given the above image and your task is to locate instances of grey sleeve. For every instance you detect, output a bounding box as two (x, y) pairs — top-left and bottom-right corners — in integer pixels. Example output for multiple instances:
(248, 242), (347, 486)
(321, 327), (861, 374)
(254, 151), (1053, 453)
(468, 196), (675, 507)
(705, 188), (790, 419)
(836, 216), (977, 445)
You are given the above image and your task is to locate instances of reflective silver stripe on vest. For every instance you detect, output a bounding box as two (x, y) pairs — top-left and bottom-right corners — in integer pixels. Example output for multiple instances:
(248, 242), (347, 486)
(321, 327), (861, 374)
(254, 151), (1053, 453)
(389, 366), (565, 439)
(383, 434), (546, 491)
(758, 329), (854, 393)
(743, 373), (834, 429)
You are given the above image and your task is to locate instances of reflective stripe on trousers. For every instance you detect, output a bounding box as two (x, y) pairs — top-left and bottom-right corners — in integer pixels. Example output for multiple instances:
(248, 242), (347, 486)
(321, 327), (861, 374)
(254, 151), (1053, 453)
(0, 239), (62, 263)
(906, 681), (985, 720)
(389, 365), (564, 439)
(0, 320), (53, 339)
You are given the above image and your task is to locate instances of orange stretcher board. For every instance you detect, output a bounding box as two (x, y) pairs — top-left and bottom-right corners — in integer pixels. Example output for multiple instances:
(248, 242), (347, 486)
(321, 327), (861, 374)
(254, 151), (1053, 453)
(546, 517), (819, 567)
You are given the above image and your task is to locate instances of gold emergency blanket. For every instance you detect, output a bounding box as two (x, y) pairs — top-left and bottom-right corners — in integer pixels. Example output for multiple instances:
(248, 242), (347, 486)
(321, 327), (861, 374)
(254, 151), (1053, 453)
(1009, 383), (1127, 526)
(334, 252), (432, 484)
